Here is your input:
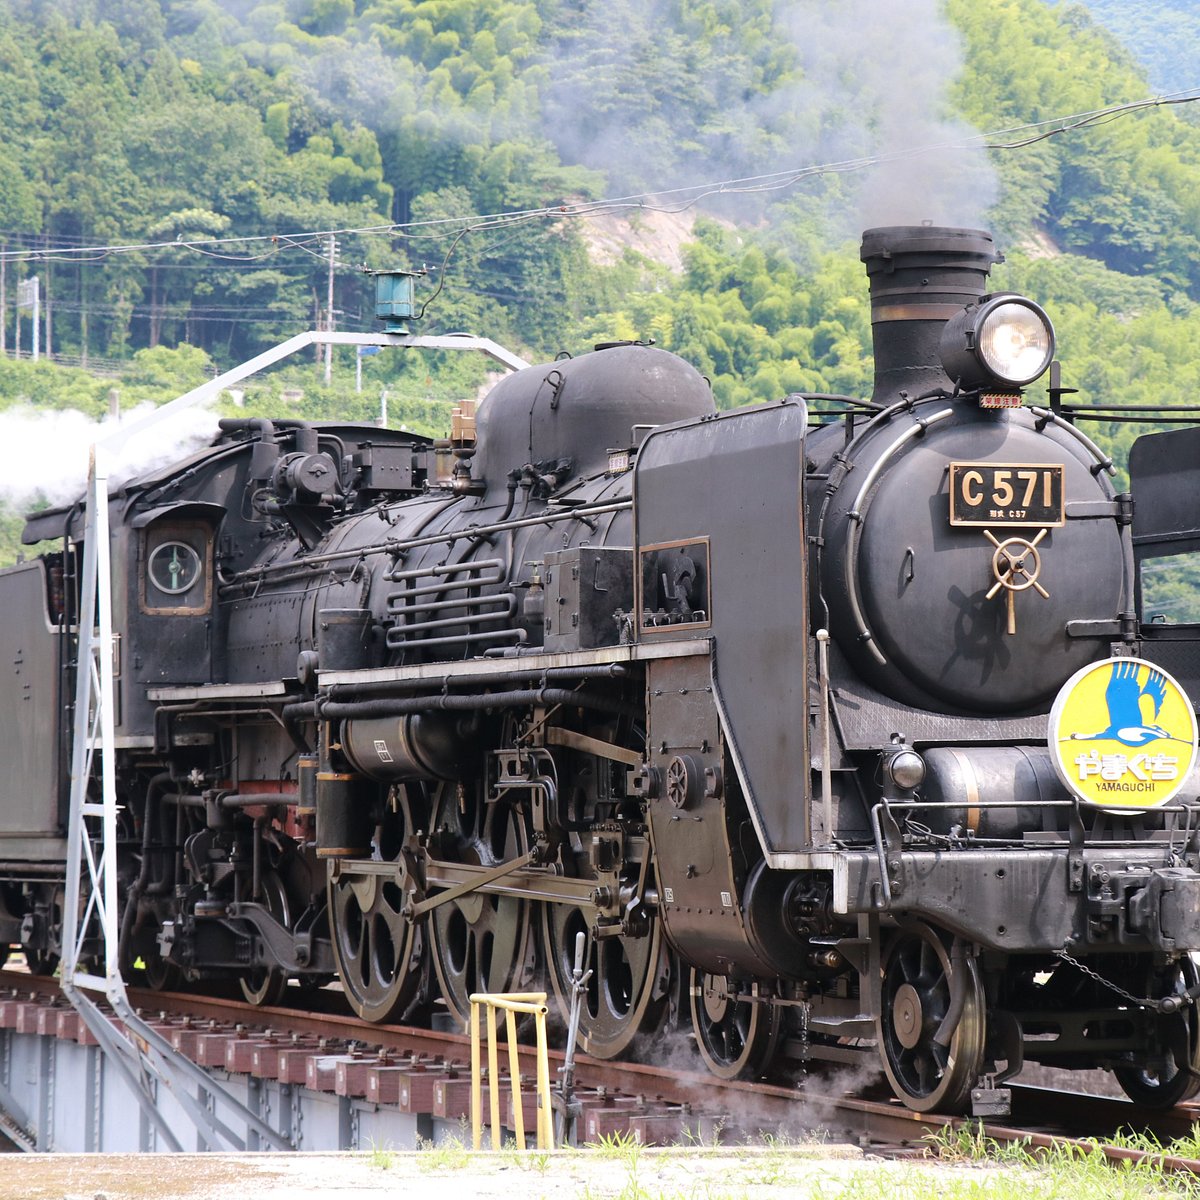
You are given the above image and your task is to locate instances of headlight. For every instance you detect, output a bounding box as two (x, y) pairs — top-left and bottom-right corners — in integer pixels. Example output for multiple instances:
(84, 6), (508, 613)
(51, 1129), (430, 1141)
(883, 748), (926, 792)
(940, 294), (1055, 390)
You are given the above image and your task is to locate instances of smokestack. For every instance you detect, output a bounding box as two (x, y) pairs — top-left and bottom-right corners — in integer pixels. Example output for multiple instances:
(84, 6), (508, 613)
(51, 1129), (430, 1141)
(859, 225), (1000, 402)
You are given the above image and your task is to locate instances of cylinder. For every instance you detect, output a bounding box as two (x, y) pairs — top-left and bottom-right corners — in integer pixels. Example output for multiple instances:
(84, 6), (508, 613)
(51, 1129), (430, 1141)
(340, 712), (462, 782)
(315, 771), (372, 858)
(318, 608), (375, 672)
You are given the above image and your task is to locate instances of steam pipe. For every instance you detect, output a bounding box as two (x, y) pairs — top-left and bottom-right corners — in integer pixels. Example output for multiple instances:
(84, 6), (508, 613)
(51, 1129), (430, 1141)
(324, 663), (628, 699)
(160, 792), (295, 808)
(118, 772), (173, 953)
(283, 687), (638, 723)
(217, 498), (631, 592)
(218, 416), (278, 481)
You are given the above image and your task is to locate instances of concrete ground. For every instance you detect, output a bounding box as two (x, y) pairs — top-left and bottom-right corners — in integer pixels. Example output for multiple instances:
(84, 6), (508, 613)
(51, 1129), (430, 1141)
(0, 1145), (1027, 1200)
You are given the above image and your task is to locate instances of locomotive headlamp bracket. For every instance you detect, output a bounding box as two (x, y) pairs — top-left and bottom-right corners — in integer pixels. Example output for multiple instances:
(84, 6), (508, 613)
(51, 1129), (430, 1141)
(940, 294), (1056, 391)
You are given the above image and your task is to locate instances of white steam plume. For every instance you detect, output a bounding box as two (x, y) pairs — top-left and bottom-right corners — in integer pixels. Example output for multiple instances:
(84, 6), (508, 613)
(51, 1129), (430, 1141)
(0, 403), (220, 512)
(780, 0), (998, 232)
(635, 1019), (888, 1142)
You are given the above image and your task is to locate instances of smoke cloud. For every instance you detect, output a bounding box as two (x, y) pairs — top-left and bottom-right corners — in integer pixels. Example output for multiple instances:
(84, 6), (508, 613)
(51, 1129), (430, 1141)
(538, 0), (997, 234)
(780, 0), (998, 233)
(232, 0), (996, 238)
(0, 403), (220, 512)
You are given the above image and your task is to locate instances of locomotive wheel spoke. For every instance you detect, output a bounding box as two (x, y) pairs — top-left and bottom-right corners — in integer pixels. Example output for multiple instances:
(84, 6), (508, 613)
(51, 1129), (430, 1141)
(429, 782), (534, 1027)
(328, 788), (425, 1024)
(876, 923), (985, 1113)
(543, 902), (668, 1059)
(239, 871), (291, 1007)
(688, 968), (781, 1081)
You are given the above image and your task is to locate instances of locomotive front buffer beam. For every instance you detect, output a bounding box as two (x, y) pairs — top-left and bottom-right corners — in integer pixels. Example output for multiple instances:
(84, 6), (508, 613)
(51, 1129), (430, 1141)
(836, 846), (1200, 955)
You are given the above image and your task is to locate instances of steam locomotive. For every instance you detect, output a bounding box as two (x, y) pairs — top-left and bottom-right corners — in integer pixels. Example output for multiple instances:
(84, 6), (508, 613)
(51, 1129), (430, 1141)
(4, 224), (1200, 1115)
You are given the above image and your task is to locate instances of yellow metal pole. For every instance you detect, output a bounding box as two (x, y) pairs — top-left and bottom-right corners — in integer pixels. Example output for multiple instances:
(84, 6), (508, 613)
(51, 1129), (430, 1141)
(471, 999), (482, 1151)
(505, 1007), (525, 1149)
(535, 1006), (553, 1150)
(467, 993), (553, 1153)
(487, 1002), (502, 1149)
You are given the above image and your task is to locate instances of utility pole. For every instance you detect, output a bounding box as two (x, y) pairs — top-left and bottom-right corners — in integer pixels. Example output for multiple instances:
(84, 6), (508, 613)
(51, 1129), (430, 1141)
(44, 234), (51, 361)
(324, 234), (336, 385)
(16, 276), (40, 360)
(1, 248), (6, 355)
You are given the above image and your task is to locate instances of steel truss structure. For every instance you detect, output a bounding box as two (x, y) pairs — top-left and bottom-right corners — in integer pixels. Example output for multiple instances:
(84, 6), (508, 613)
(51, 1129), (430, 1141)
(58, 329), (528, 1151)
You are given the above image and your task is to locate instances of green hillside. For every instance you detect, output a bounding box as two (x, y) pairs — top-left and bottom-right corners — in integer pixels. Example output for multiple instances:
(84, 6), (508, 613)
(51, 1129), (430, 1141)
(3, 0), (1200, 562)
(1078, 0), (1200, 94)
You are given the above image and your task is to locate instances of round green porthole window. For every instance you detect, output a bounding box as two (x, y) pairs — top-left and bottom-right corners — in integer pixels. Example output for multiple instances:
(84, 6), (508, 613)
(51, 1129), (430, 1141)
(147, 541), (202, 595)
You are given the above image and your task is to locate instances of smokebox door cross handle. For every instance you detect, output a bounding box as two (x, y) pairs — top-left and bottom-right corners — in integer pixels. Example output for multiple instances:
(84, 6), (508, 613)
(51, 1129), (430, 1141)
(984, 527), (1050, 635)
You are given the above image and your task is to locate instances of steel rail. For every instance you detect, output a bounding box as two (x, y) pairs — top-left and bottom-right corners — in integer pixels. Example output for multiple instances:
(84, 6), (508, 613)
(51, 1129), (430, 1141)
(6, 967), (1200, 1172)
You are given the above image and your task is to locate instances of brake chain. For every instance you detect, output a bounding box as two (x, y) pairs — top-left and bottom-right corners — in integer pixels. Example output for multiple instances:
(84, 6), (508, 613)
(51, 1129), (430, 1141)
(1055, 947), (1193, 1013)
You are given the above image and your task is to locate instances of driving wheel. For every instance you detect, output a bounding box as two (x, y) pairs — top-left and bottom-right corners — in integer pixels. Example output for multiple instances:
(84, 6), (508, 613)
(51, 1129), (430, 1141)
(689, 968), (781, 1080)
(543, 903), (669, 1059)
(428, 782), (536, 1027)
(328, 785), (426, 1023)
(877, 923), (985, 1113)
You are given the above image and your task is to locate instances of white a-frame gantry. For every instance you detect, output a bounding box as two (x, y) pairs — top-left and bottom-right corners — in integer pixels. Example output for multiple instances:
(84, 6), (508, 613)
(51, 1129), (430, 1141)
(58, 329), (528, 1151)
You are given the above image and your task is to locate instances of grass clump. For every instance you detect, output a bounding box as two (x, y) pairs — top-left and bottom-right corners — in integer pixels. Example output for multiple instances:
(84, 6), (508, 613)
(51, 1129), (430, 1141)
(366, 1138), (395, 1170)
(414, 1132), (471, 1171)
(916, 1120), (1200, 1199)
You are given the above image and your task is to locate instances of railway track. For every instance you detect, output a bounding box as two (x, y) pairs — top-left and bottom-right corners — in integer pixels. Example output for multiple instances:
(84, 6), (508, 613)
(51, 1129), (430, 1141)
(3, 966), (1200, 1172)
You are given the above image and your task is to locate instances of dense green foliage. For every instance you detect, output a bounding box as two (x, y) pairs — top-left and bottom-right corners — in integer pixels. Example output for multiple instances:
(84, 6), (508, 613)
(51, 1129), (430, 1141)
(950, 0), (1200, 291)
(4, 0), (1200, 585)
(1076, 0), (1200, 94)
(0, 0), (616, 366)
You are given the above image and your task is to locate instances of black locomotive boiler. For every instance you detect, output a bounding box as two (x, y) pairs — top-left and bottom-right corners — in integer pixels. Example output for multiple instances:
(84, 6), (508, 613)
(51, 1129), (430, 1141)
(4, 224), (1200, 1114)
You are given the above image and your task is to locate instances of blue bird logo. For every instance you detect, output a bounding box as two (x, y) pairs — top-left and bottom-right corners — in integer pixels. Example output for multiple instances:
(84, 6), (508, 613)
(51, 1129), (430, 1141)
(1066, 660), (1190, 746)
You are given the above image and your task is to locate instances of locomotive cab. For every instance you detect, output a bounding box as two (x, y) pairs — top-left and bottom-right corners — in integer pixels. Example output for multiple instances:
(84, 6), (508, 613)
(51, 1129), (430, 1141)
(128, 502), (224, 690)
(1130, 424), (1200, 697)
